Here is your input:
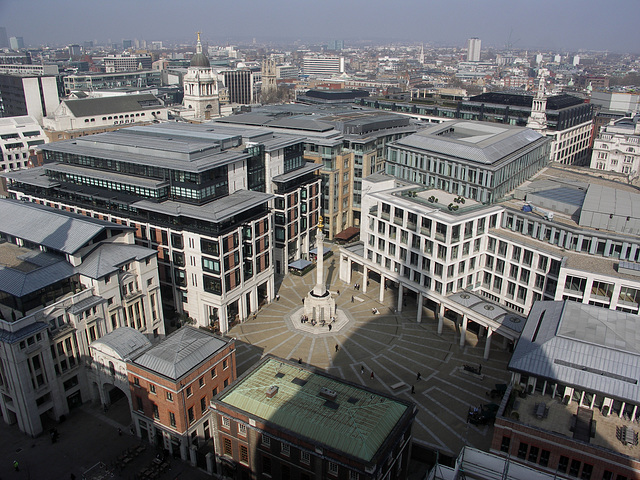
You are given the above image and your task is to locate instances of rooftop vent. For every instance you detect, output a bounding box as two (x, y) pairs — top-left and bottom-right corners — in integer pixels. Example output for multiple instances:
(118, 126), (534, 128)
(319, 387), (337, 401)
(265, 385), (279, 398)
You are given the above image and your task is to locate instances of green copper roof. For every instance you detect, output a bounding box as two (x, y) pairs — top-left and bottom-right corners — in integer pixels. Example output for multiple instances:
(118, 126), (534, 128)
(218, 357), (410, 462)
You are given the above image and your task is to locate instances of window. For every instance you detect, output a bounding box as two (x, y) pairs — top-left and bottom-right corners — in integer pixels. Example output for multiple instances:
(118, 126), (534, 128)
(570, 459), (581, 477)
(201, 396), (207, 413)
(539, 449), (550, 467)
(211, 368), (217, 378)
(528, 445), (539, 463)
(349, 472), (360, 480)
(169, 412), (176, 427)
(517, 442), (528, 459)
(223, 359), (228, 370)
(149, 384), (156, 394)
(199, 377), (205, 388)
(262, 456), (272, 475)
(262, 435), (271, 447)
(166, 391), (173, 402)
(238, 423), (247, 436)
(186, 386), (192, 397)
(188, 407), (194, 424)
(136, 396), (144, 412)
(133, 377), (140, 386)
(300, 450), (310, 465)
(558, 456), (569, 473)
(581, 463), (593, 480)
(152, 404), (159, 419)
(500, 436), (510, 453)
(281, 443), (290, 456)
(329, 461), (339, 476)
(223, 437), (232, 456)
(222, 416), (230, 428)
(240, 445), (248, 464)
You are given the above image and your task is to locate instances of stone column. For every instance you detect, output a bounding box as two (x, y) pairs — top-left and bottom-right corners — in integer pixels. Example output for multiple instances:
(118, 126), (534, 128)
(313, 223), (325, 296)
(417, 293), (423, 323)
(437, 303), (444, 335)
(620, 402), (626, 418)
(362, 266), (368, 293)
(459, 314), (468, 347)
(379, 275), (385, 303)
(189, 445), (197, 466)
(397, 284), (404, 312)
(483, 326), (493, 359)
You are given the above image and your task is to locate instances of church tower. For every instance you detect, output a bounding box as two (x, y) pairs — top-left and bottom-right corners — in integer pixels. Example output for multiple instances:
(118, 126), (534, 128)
(183, 32), (219, 120)
(527, 67), (548, 132)
(261, 58), (277, 100)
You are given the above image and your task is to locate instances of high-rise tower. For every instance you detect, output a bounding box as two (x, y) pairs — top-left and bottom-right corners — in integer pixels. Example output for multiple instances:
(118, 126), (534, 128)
(466, 38), (481, 62)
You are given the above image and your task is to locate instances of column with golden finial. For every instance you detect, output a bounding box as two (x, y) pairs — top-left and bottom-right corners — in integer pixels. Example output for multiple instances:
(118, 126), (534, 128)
(313, 215), (325, 296)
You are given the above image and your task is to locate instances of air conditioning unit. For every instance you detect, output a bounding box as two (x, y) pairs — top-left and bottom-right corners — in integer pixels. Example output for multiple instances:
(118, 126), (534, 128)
(319, 387), (337, 401)
(265, 385), (279, 398)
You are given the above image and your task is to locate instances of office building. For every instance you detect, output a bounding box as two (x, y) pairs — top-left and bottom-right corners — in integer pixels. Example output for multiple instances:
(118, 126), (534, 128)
(276, 64), (298, 79)
(3, 122), (321, 333)
(0, 199), (163, 436)
(0, 74), (60, 124)
(302, 55), (345, 77)
(491, 301), (640, 480)
(9, 37), (24, 50)
(0, 27), (8, 49)
(222, 69), (254, 105)
(0, 115), (47, 171)
(340, 163), (640, 361)
(590, 92), (640, 116)
(127, 326), (235, 464)
(216, 104), (417, 239)
(62, 70), (162, 95)
(211, 355), (416, 479)
(359, 91), (594, 165)
(104, 54), (153, 73)
(590, 114), (640, 176)
(466, 38), (481, 62)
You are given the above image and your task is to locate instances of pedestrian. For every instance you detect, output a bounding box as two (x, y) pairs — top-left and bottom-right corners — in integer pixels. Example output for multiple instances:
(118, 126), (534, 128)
(370, 371), (375, 380)
(302, 298), (304, 304)
(335, 344), (339, 352)
(478, 364), (482, 375)
(416, 372), (422, 381)
(367, 280), (370, 287)
(118, 427), (122, 436)
(337, 290), (340, 295)
(328, 324), (332, 331)
(360, 365), (364, 374)
(298, 358), (302, 364)
(13, 460), (19, 471)
(351, 295), (354, 303)
(411, 385), (415, 394)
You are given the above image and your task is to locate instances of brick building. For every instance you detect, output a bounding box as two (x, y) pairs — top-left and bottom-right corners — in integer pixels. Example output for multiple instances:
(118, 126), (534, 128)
(127, 327), (235, 469)
(210, 356), (417, 480)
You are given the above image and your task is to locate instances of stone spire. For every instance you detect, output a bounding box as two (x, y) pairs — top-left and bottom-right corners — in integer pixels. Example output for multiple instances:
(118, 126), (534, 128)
(313, 216), (326, 296)
(527, 66), (548, 132)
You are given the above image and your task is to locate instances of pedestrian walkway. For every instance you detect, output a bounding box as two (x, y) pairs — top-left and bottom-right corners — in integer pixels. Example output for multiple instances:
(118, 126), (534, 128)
(230, 245), (512, 457)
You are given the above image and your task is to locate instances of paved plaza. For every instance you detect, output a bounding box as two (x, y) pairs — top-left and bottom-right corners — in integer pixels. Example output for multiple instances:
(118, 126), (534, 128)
(230, 248), (512, 458)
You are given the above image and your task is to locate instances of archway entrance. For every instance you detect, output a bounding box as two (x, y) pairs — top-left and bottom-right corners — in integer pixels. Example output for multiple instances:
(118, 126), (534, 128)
(102, 383), (131, 425)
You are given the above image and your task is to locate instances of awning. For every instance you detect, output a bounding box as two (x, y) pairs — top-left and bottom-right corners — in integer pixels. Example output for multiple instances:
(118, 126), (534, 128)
(288, 259), (312, 270)
(309, 246), (331, 256)
(334, 226), (359, 241)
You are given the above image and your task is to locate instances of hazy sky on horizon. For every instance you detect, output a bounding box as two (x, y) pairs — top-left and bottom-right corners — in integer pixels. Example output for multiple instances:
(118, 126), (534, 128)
(2, 0), (639, 53)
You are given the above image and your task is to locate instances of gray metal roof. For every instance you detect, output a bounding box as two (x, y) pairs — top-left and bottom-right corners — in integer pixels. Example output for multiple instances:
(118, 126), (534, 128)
(272, 162), (321, 183)
(132, 327), (229, 380)
(509, 301), (640, 404)
(529, 187), (586, 207)
(91, 326), (151, 360)
(62, 94), (164, 118)
(133, 189), (273, 223)
(0, 198), (130, 254)
(579, 184), (640, 235)
(0, 256), (75, 297)
(0, 321), (48, 345)
(76, 243), (156, 279)
(392, 120), (545, 165)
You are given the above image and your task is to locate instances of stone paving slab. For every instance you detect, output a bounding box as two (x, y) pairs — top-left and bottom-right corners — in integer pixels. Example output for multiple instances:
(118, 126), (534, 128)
(229, 245), (512, 458)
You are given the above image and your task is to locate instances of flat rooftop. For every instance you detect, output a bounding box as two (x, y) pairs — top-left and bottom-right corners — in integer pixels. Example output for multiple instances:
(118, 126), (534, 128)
(216, 356), (414, 463)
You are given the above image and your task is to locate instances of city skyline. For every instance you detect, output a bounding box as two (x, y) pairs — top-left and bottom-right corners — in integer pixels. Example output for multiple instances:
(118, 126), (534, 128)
(1, 0), (639, 52)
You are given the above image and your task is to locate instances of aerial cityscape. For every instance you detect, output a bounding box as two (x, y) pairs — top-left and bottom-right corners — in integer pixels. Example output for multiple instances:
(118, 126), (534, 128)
(0, 1), (639, 479)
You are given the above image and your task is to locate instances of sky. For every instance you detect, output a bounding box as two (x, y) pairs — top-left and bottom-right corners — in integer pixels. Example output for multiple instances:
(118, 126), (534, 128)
(2, 0), (639, 53)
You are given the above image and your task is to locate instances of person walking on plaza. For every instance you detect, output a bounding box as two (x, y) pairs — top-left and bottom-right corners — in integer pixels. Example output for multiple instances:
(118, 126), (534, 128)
(13, 460), (19, 471)
(335, 344), (339, 352)
(411, 385), (415, 394)
(416, 372), (422, 381)
(370, 371), (375, 380)
(361, 365), (365, 374)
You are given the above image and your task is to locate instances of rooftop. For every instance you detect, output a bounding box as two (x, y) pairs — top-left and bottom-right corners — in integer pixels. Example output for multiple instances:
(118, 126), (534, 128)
(392, 120), (546, 165)
(132, 326), (231, 381)
(216, 356), (415, 463)
(60, 93), (165, 118)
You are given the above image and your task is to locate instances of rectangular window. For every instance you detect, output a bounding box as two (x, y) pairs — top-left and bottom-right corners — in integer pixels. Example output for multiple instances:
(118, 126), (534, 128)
(199, 377), (205, 388)
(500, 436), (510, 453)
(211, 368), (217, 378)
(152, 404), (159, 419)
(169, 412), (176, 427)
(262, 435), (271, 447)
(539, 449), (550, 467)
(570, 459), (581, 477)
(223, 437), (232, 456)
(240, 444), (248, 464)
(222, 416), (230, 428)
(263, 456), (272, 475)
(528, 445), (539, 463)
(149, 384), (156, 394)
(581, 464), (593, 480)
(186, 386), (192, 397)
(281, 443), (290, 456)
(300, 450), (310, 465)
(223, 359), (228, 370)
(188, 407), (194, 424)
(329, 462), (339, 476)
(238, 423), (247, 436)
(517, 442), (528, 459)
(136, 396), (143, 412)
(558, 456), (569, 473)
(201, 396), (207, 413)
(166, 391), (173, 402)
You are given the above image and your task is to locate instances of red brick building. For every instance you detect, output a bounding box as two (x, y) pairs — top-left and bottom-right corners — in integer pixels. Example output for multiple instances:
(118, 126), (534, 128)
(211, 356), (417, 480)
(127, 327), (236, 468)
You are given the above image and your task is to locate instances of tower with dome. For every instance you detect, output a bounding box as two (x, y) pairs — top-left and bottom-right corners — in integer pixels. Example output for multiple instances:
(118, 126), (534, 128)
(183, 32), (219, 120)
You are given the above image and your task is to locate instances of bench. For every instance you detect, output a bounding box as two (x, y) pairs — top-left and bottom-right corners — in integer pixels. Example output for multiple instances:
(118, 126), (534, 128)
(390, 382), (405, 390)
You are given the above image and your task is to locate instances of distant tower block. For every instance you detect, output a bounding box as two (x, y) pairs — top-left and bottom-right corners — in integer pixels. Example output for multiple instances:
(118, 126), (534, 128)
(466, 37), (481, 62)
(304, 216), (335, 322)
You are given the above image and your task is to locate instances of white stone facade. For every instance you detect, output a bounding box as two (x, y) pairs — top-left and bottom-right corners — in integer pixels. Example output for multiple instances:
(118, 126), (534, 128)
(590, 115), (640, 176)
(0, 115), (47, 171)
